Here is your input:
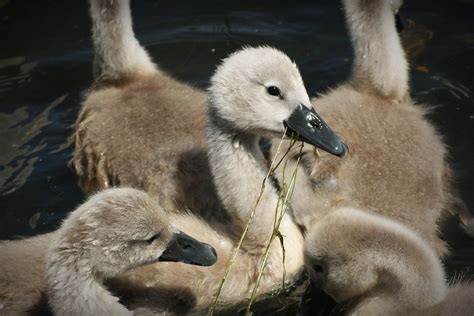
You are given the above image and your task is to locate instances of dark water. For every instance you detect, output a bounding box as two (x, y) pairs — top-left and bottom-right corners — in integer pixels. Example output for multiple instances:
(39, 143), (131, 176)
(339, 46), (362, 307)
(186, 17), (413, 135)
(1, 0), (473, 311)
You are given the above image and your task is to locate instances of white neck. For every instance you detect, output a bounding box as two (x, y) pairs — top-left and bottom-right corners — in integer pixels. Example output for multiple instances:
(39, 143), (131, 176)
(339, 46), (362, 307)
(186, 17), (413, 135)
(207, 111), (302, 257)
(89, 0), (155, 81)
(46, 240), (133, 316)
(343, 0), (408, 101)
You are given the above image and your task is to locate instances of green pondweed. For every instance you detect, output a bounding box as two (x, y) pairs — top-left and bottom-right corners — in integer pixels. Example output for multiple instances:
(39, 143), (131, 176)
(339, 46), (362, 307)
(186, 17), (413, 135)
(208, 130), (303, 316)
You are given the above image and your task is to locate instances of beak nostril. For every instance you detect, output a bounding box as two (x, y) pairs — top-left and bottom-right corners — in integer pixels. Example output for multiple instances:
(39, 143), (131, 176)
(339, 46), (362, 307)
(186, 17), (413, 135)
(182, 243), (192, 250)
(311, 121), (322, 130)
(305, 113), (322, 129)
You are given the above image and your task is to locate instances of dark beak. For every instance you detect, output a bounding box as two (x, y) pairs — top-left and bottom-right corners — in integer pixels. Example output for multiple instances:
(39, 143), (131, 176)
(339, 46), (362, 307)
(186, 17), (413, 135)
(159, 231), (217, 266)
(284, 104), (348, 157)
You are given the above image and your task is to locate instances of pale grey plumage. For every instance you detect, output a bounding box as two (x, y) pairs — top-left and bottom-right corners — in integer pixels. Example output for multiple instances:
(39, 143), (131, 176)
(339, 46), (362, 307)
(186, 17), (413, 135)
(304, 208), (474, 315)
(271, 0), (462, 258)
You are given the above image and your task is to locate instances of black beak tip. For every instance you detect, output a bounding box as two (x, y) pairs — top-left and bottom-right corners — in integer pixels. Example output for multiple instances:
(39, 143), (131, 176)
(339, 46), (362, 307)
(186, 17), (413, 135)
(285, 105), (348, 158)
(335, 142), (349, 158)
(211, 245), (217, 258)
(159, 232), (218, 267)
(197, 243), (217, 266)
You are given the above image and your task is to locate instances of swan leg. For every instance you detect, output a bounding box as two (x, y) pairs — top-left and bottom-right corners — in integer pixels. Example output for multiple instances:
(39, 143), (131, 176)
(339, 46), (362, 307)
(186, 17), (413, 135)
(343, 0), (408, 101)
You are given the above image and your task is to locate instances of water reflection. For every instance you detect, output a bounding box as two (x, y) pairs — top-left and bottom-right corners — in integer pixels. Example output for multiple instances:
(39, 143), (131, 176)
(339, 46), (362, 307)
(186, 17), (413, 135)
(0, 57), (37, 94)
(0, 95), (66, 195)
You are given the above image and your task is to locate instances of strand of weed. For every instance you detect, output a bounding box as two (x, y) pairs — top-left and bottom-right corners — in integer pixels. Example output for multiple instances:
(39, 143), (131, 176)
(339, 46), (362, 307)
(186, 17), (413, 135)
(245, 140), (304, 315)
(276, 141), (304, 289)
(273, 137), (298, 228)
(209, 130), (292, 315)
(278, 141), (304, 289)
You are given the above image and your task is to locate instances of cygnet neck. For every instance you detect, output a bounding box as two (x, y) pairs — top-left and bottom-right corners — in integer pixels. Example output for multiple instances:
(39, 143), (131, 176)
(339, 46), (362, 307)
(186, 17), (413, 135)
(207, 109), (282, 251)
(46, 238), (132, 316)
(89, 0), (155, 80)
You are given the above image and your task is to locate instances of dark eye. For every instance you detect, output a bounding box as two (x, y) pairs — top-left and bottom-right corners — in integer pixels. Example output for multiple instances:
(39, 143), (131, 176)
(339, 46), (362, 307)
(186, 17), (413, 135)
(146, 233), (161, 244)
(267, 86), (281, 97)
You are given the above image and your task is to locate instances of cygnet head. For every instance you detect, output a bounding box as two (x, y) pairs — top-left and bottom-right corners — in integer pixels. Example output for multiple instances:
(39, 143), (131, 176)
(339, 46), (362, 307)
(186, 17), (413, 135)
(209, 46), (346, 156)
(48, 188), (217, 278)
(303, 208), (447, 310)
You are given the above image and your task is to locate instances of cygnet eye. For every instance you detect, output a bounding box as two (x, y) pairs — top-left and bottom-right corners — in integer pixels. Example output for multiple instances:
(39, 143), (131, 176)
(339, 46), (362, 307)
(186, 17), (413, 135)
(267, 86), (281, 97)
(146, 233), (161, 244)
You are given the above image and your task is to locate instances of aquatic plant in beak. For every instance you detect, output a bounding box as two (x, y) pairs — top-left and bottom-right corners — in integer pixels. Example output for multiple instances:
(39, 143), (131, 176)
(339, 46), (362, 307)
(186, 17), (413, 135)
(210, 130), (304, 315)
(245, 134), (305, 314)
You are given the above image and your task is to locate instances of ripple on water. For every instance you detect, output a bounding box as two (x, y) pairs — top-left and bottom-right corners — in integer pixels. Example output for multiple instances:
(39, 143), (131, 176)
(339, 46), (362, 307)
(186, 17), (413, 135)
(414, 74), (472, 102)
(0, 94), (67, 195)
(0, 57), (38, 94)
